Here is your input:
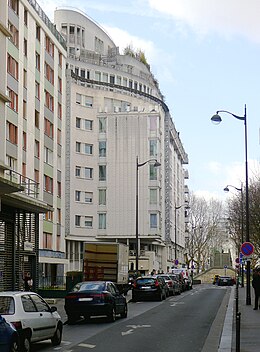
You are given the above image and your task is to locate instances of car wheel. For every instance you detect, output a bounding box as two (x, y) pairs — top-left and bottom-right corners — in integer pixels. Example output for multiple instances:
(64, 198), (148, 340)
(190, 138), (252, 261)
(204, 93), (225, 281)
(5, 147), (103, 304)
(23, 334), (31, 352)
(120, 303), (128, 318)
(107, 306), (116, 322)
(10, 336), (19, 352)
(51, 322), (63, 346)
(67, 314), (78, 324)
(158, 292), (163, 301)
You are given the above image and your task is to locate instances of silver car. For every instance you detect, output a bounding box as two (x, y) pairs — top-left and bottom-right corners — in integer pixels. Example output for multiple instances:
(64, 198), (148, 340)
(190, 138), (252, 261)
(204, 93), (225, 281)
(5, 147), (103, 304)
(0, 291), (63, 352)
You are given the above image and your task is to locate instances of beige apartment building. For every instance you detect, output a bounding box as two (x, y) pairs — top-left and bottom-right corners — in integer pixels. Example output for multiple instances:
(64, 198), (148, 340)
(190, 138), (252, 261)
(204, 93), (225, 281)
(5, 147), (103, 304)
(0, 0), (67, 290)
(54, 7), (189, 275)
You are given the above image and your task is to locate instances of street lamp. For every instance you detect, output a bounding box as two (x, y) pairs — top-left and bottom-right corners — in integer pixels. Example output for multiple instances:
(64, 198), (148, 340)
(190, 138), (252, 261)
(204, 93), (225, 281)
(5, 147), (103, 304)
(211, 104), (251, 305)
(174, 203), (189, 264)
(224, 183), (244, 287)
(135, 156), (161, 273)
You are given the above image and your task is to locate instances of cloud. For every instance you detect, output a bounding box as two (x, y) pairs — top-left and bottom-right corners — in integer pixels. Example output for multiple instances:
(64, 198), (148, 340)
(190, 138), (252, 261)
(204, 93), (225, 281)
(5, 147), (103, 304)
(148, 0), (260, 43)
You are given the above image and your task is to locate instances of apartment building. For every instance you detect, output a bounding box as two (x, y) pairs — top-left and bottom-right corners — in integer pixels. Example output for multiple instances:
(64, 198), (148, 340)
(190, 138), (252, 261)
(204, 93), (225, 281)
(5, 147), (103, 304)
(0, 0), (67, 290)
(54, 7), (189, 274)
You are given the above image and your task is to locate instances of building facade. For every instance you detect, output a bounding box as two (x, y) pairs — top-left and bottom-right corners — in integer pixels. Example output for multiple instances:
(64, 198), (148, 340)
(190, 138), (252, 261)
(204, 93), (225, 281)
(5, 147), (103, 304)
(54, 7), (189, 275)
(0, 0), (67, 290)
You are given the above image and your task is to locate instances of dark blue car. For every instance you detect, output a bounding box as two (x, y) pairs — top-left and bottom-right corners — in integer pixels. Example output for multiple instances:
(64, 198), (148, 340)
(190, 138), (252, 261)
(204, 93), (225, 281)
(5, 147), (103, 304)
(0, 314), (19, 352)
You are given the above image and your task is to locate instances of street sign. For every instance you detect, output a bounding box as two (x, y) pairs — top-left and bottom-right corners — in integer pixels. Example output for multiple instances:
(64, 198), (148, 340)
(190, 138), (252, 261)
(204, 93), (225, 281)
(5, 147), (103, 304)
(174, 259), (179, 265)
(241, 242), (254, 256)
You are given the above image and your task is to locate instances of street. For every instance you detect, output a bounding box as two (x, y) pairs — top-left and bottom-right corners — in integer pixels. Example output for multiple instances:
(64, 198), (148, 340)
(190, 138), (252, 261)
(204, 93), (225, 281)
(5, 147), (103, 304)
(32, 284), (229, 352)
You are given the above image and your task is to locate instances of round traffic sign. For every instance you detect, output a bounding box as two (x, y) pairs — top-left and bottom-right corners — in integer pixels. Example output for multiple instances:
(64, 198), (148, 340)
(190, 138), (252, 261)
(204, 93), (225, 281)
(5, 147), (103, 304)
(240, 242), (254, 256)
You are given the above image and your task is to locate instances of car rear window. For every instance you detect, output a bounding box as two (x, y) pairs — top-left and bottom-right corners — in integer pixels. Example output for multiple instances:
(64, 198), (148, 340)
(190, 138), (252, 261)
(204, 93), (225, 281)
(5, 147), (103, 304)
(136, 278), (155, 285)
(0, 297), (15, 315)
(72, 282), (105, 292)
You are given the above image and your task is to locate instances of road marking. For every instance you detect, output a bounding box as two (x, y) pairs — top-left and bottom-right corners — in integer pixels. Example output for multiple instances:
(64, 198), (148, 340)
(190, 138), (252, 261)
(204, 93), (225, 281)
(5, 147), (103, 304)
(77, 343), (96, 348)
(122, 324), (151, 336)
(170, 302), (185, 307)
(122, 329), (134, 336)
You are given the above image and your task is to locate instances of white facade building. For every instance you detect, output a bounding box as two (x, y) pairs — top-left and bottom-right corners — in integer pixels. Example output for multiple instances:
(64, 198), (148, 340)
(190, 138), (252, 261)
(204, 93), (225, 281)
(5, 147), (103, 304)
(54, 7), (189, 275)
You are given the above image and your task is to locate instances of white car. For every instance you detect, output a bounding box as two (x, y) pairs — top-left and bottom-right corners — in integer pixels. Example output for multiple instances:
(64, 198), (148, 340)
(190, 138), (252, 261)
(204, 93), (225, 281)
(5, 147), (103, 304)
(0, 291), (63, 352)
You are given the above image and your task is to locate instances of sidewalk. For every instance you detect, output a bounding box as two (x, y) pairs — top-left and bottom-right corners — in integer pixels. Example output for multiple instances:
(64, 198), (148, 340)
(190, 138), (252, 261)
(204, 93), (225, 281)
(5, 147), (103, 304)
(231, 285), (260, 351)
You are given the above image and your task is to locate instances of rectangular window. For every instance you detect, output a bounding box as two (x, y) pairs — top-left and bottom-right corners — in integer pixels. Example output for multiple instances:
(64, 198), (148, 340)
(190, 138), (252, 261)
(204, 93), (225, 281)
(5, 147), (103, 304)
(99, 141), (106, 157)
(6, 122), (18, 144)
(58, 77), (62, 93)
(76, 142), (81, 153)
(35, 110), (39, 128)
(150, 214), (157, 228)
(45, 35), (54, 56)
(24, 38), (27, 56)
(35, 81), (40, 99)
(150, 189), (157, 204)
(99, 165), (106, 181)
(99, 117), (106, 133)
(85, 119), (93, 130)
(85, 167), (93, 179)
(23, 100), (27, 119)
(76, 117), (81, 128)
(7, 88), (18, 112)
(23, 132), (27, 151)
(150, 140), (157, 157)
(24, 9), (28, 26)
(75, 166), (81, 177)
(150, 164), (158, 181)
(99, 214), (106, 229)
(75, 190), (80, 201)
(44, 147), (53, 165)
(110, 75), (115, 84)
(35, 52), (40, 71)
(95, 71), (101, 81)
(103, 73), (108, 82)
(36, 24), (40, 41)
(57, 128), (61, 145)
(58, 103), (62, 120)
(99, 189), (106, 205)
(8, 0), (19, 15)
(84, 143), (93, 155)
(23, 69), (27, 88)
(45, 91), (54, 111)
(8, 22), (19, 47)
(44, 175), (53, 194)
(84, 96), (93, 108)
(34, 169), (39, 183)
(84, 216), (93, 228)
(76, 93), (81, 104)
(7, 54), (18, 79)
(45, 63), (54, 84)
(44, 118), (54, 138)
(85, 192), (93, 203)
(35, 140), (40, 158)
(59, 52), (62, 67)
(57, 181), (61, 197)
(43, 232), (52, 249)
(75, 215), (81, 227)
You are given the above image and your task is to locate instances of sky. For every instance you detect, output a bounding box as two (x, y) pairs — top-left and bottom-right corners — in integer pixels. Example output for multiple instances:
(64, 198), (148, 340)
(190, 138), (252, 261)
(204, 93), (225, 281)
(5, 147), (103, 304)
(37, 0), (260, 201)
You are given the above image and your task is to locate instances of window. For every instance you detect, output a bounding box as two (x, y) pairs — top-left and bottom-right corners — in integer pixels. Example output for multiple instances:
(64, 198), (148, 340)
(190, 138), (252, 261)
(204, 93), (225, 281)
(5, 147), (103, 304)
(99, 214), (106, 229)
(58, 103), (62, 120)
(76, 93), (81, 104)
(80, 69), (85, 78)
(85, 192), (93, 203)
(35, 81), (40, 99)
(44, 175), (53, 194)
(75, 191), (80, 201)
(99, 117), (106, 133)
(44, 147), (53, 165)
(84, 143), (93, 155)
(8, 22), (19, 48)
(23, 132), (27, 151)
(85, 167), (93, 179)
(22, 163), (26, 180)
(7, 88), (18, 112)
(35, 52), (40, 71)
(150, 214), (157, 228)
(43, 232), (52, 249)
(76, 117), (81, 128)
(95, 71), (101, 81)
(6, 122), (18, 144)
(59, 52), (62, 67)
(35, 140), (40, 158)
(57, 181), (61, 197)
(44, 118), (54, 138)
(84, 96), (93, 108)
(45, 63), (54, 84)
(99, 165), (106, 181)
(99, 141), (106, 157)
(84, 216), (93, 228)
(103, 73), (108, 82)
(8, 0), (19, 15)
(150, 189), (157, 204)
(45, 91), (54, 111)
(23, 100), (27, 119)
(34, 169), (39, 183)
(7, 54), (18, 79)
(35, 110), (39, 128)
(149, 140), (157, 157)
(85, 119), (93, 130)
(99, 189), (106, 205)
(44, 211), (53, 221)
(24, 38), (27, 56)
(110, 75), (115, 84)
(76, 142), (81, 153)
(57, 208), (61, 223)
(117, 76), (122, 85)
(45, 35), (54, 56)
(58, 77), (62, 93)
(75, 215), (81, 227)
(23, 69), (27, 88)
(36, 24), (40, 41)
(24, 9), (28, 26)
(150, 164), (158, 181)
(57, 128), (61, 145)
(75, 166), (81, 177)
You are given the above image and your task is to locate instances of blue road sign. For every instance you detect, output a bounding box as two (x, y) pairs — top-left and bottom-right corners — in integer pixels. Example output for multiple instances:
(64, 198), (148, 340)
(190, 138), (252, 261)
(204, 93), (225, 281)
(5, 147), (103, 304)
(241, 242), (254, 256)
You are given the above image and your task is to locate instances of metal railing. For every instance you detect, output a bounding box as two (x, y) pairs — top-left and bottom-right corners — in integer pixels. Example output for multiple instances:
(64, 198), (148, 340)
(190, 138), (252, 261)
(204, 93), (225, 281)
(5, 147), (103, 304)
(4, 169), (39, 198)
(38, 276), (66, 290)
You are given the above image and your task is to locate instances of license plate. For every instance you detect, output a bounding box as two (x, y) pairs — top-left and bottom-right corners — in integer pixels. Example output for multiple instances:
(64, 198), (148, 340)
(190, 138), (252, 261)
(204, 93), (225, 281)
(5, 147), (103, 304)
(141, 286), (151, 289)
(78, 298), (93, 301)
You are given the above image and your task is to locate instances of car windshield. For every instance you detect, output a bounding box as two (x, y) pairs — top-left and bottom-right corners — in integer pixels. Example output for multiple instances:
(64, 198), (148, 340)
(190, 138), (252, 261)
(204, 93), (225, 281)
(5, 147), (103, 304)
(72, 282), (105, 292)
(0, 297), (15, 315)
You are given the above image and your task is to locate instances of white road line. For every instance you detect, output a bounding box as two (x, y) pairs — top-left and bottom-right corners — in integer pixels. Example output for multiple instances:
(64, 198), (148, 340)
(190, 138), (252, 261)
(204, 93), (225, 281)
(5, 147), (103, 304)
(77, 343), (96, 348)
(170, 302), (185, 307)
(122, 329), (134, 336)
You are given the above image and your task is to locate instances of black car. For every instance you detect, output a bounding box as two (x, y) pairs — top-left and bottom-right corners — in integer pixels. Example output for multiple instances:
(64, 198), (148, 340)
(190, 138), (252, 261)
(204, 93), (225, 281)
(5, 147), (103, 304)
(64, 281), (127, 323)
(132, 276), (167, 302)
(0, 315), (19, 352)
(218, 276), (234, 286)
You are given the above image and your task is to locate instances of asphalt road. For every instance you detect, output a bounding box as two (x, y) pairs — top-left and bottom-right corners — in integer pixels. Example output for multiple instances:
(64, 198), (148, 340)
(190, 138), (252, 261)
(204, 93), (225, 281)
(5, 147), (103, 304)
(32, 284), (228, 352)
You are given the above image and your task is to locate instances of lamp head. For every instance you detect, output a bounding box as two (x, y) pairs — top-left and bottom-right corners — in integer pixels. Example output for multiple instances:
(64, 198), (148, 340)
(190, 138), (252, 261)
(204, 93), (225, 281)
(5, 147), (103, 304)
(154, 161), (161, 167)
(211, 114), (222, 125)
(223, 186), (230, 193)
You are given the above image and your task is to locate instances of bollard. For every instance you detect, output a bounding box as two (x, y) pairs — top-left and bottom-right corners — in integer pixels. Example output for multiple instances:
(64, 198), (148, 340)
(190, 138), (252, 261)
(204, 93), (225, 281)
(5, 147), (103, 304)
(236, 312), (241, 352)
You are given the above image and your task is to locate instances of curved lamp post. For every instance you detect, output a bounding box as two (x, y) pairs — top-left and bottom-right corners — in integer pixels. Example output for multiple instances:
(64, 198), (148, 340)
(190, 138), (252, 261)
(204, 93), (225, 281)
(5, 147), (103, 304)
(211, 105), (251, 305)
(136, 157), (161, 273)
(224, 184), (244, 287)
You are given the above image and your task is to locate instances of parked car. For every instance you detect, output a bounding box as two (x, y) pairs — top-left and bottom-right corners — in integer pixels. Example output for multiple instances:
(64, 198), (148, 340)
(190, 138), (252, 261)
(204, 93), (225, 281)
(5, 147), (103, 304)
(156, 274), (175, 296)
(168, 274), (182, 295)
(132, 276), (167, 302)
(0, 291), (63, 352)
(0, 314), (19, 352)
(218, 276), (234, 286)
(64, 281), (127, 324)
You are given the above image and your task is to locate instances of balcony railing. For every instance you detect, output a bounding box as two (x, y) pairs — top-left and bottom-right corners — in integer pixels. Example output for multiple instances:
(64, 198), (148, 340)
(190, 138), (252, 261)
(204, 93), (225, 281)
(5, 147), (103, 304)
(4, 169), (39, 198)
